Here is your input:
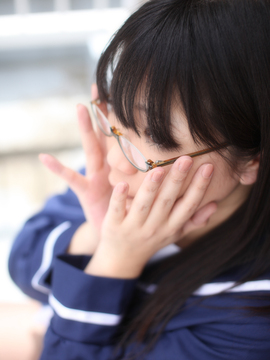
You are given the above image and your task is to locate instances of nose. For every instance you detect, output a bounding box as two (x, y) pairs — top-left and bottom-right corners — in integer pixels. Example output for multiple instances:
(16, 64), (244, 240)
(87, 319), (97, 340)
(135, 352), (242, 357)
(106, 139), (138, 175)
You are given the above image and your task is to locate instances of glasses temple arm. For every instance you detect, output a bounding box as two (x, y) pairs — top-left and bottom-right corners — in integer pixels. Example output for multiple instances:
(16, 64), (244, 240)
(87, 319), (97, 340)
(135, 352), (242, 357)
(147, 144), (228, 169)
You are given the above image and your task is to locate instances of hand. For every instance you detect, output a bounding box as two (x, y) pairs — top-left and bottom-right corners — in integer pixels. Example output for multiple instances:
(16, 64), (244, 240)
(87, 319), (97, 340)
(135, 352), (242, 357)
(66, 221), (101, 255)
(85, 156), (217, 278)
(39, 85), (112, 253)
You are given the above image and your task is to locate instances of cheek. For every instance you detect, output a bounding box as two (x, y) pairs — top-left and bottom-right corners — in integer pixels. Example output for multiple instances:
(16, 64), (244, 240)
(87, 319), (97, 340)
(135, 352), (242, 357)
(129, 172), (148, 194)
(204, 171), (239, 204)
(178, 159), (240, 205)
(106, 136), (114, 151)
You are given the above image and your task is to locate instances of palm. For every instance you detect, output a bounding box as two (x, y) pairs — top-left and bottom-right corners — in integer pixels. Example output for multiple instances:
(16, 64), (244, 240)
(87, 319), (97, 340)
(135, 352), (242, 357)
(40, 99), (112, 235)
(79, 162), (112, 231)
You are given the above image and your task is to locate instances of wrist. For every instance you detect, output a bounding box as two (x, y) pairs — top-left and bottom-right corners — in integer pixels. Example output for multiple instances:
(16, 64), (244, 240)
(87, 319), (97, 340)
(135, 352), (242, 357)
(67, 222), (99, 255)
(84, 244), (146, 279)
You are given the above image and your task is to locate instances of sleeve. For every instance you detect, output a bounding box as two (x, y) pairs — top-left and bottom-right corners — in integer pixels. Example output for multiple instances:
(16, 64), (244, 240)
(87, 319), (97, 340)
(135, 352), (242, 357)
(41, 259), (270, 360)
(8, 169), (86, 303)
(40, 254), (138, 360)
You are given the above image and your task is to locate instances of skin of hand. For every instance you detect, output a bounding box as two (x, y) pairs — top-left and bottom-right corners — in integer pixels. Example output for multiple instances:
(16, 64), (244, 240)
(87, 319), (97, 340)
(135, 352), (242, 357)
(39, 84), (112, 255)
(67, 221), (100, 255)
(85, 157), (217, 279)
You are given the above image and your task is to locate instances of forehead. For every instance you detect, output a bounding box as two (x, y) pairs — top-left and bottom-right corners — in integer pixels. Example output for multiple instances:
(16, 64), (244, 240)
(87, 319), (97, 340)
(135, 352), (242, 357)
(133, 98), (191, 143)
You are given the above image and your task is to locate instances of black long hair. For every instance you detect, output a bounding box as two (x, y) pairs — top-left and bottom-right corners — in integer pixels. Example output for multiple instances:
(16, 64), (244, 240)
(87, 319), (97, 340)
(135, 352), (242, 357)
(96, 0), (270, 356)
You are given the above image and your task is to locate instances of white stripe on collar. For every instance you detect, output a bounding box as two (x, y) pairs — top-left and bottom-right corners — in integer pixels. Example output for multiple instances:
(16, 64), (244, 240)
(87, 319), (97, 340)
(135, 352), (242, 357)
(148, 244), (181, 264)
(193, 279), (270, 296)
(138, 279), (270, 296)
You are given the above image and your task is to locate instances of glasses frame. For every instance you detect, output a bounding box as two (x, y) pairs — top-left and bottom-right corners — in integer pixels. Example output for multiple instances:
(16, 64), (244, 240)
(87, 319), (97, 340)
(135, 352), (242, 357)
(90, 99), (227, 172)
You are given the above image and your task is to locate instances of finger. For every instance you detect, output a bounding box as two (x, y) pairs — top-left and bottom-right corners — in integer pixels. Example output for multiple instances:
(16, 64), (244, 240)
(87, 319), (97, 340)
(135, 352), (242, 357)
(91, 83), (99, 100)
(146, 156), (193, 224)
(91, 83), (111, 153)
(106, 182), (129, 225)
(97, 119), (108, 157)
(39, 153), (88, 195)
(169, 163), (214, 228)
(127, 169), (165, 226)
(76, 104), (104, 174)
(181, 202), (217, 235)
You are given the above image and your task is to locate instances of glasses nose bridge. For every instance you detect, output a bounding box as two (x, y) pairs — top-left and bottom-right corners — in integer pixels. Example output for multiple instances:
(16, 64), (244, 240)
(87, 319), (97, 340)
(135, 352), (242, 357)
(108, 126), (140, 173)
(111, 126), (123, 137)
(109, 126), (125, 155)
(110, 126), (125, 150)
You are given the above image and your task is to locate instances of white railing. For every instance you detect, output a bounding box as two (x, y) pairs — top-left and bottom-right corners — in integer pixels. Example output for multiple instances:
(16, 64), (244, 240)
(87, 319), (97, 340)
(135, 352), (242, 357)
(0, 0), (144, 51)
(8, 0), (141, 14)
(0, 9), (129, 50)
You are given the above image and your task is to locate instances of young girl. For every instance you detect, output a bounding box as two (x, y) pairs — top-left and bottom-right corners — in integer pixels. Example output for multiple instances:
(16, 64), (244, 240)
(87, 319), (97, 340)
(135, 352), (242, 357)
(9, 0), (270, 358)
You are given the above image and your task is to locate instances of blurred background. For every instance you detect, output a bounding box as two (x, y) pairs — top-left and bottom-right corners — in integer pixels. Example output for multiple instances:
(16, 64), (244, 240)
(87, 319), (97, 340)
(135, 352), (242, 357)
(0, 0), (146, 304)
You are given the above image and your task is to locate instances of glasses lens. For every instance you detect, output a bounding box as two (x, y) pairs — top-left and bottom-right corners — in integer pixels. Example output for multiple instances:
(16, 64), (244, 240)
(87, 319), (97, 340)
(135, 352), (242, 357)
(92, 103), (112, 136)
(119, 136), (148, 172)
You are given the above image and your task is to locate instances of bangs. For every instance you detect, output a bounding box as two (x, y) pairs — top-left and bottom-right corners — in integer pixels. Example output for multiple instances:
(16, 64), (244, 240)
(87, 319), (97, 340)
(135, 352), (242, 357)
(97, 1), (183, 150)
(96, 0), (261, 153)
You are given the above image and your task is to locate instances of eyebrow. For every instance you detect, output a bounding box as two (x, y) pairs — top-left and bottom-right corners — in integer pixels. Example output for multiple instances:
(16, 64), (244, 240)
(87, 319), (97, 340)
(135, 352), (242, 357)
(134, 103), (183, 150)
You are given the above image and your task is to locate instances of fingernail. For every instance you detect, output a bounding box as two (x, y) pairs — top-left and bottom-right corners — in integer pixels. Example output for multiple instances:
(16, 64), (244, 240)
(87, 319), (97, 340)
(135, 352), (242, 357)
(201, 164), (214, 178)
(151, 170), (164, 182)
(116, 183), (127, 193)
(178, 158), (193, 172)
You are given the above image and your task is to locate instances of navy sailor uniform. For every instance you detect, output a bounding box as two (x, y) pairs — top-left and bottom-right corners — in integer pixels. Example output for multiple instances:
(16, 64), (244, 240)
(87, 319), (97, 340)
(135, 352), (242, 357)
(8, 173), (270, 359)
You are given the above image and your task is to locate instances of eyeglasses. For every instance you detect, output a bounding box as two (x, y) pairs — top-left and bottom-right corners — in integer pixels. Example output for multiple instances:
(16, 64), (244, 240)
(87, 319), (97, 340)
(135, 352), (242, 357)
(90, 99), (227, 172)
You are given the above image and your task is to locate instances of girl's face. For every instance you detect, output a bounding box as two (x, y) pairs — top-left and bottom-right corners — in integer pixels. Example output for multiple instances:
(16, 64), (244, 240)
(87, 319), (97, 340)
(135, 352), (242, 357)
(105, 103), (251, 244)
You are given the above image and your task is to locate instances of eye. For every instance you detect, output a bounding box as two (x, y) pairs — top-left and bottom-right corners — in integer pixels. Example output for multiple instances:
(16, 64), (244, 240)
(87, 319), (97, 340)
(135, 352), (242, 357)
(144, 128), (166, 150)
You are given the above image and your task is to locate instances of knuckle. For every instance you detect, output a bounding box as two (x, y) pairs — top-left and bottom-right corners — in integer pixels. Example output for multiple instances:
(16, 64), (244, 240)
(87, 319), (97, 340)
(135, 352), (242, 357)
(89, 145), (102, 158)
(143, 228), (156, 240)
(196, 179), (209, 191)
(136, 203), (150, 213)
(167, 227), (178, 237)
(186, 202), (198, 214)
(145, 184), (159, 193)
(170, 175), (185, 185)
(159, 197), (173, 208)
(112, 204), (121, 213)
(65, 169), (76, 183)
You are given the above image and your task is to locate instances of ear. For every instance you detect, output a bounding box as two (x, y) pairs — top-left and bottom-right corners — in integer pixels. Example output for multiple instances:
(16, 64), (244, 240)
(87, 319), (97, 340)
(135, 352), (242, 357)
(239, 156), (260, 185)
